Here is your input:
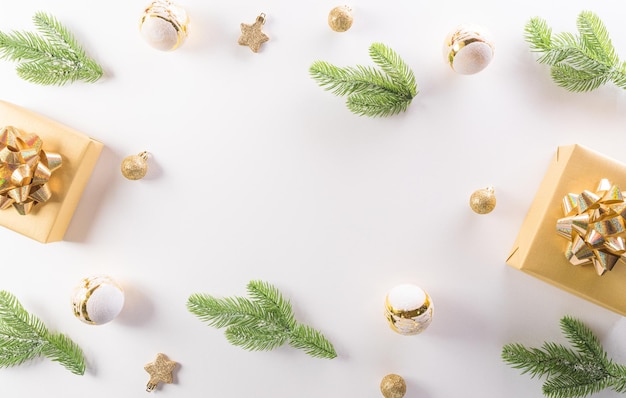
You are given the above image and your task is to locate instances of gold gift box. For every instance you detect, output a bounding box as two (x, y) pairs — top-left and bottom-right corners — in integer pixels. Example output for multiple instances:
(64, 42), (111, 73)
(0, 100), (103, 243)
(507, 144), (626, 316)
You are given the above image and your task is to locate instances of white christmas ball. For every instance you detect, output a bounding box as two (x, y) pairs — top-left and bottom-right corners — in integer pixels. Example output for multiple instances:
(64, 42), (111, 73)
(72, 276), (125, 325)
(444, 24), (495, 75)
(140, 1), (188, 51)
(384, 283), (433, 335)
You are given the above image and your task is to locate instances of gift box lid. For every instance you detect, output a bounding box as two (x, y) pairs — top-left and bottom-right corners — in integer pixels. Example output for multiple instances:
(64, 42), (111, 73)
(0, 100), (103, 243)
(507, 144), (626, 316)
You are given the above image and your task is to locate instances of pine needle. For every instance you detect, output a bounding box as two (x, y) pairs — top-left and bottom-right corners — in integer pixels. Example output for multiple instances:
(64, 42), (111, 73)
(525, 11), (626, 92)
(187, 280), (337, 359)
(502, 316), (626, 398)
(0, 11), (102, 85)
(0, 291), (85, 375)
(309, 42), (417, 117)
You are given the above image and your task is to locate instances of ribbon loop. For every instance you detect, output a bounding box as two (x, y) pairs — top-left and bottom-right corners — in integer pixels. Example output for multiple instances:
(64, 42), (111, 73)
(0, 126), (62, 215)
(557, 179), (626, 275)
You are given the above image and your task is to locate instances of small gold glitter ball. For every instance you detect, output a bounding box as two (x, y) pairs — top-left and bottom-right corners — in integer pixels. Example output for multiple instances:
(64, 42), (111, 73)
(328, 6), (353, 32)
(469, 186), (496, 214)
(121, 151), (149, 180)
(380, 374), (406, 398)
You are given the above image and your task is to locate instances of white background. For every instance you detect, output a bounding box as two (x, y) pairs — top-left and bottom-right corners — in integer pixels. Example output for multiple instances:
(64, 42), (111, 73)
(0, 0), (626, 397)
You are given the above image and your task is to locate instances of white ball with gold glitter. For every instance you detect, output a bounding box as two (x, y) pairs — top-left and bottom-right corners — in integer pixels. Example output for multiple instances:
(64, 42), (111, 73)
(384, 284), (433, 335)
(140, 1), (189, 51)
(444, 24), (494, 75)
(72, 276), (124, 325)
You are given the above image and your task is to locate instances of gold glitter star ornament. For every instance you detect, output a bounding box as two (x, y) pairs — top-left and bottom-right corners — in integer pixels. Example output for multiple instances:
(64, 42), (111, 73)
(144, 353), (177, 392)
(238, 13), (269, 53)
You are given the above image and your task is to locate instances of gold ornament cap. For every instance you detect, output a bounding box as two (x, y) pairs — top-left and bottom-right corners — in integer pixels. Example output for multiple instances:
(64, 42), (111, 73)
(71, 275), (124, 325)
(380, 374), (407, 398)
(328, 6), (353, 32)
(444, 24), (494, 74)
(140, 0), (189, 51)
(385, 284), (433, 335)
(470, 186), (496, 214)
(121, 151), (149, 180)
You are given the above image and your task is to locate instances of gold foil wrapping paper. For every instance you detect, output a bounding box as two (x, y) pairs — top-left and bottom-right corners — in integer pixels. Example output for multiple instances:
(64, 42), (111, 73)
(507, 145), (626, 316)
(0, 126), (62, 215)
(0, 100), (103, 243)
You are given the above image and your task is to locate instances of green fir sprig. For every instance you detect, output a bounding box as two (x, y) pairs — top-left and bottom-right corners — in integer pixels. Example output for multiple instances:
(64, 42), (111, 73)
(309, 42), (417, 117)
(187, 280), (337, 359)
(0, 11), (103, 85)
(502, 316), (626, 398)
(0, 291), (85, 375)
(525, 11), (626, 92)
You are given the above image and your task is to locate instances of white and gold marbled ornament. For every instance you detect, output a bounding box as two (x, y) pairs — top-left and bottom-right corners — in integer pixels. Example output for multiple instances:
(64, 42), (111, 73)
(72, 276), (125, 325)
(385, 284), (433, 335)
(140, 0), (189, 51)
(444, 24), (494, 75)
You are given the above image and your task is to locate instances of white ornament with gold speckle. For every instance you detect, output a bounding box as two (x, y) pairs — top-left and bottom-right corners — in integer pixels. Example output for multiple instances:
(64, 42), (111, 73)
(384, 284), (433, 335)
(140, 0), (189, 51)
(444, 24), (495, 74)
(72, 276), (125, 325)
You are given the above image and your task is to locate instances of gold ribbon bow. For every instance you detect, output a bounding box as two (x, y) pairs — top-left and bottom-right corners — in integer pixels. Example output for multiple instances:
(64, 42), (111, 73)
(0, 126), (62, 215)
(556, 179), (626, 276)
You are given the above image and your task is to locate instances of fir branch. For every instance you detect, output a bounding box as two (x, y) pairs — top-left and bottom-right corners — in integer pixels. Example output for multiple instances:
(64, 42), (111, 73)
(0, 12), (102, 85)
(246, 280), (296, 329)
(502, 316), (626, 398)
(41, 333), (86, 376)
(288, 324), (337, 359)
(187, 294), (273, 329)
(368, 43), (417, 98)
(187, 280), (337, 359)
(309, 42), (417, 117)
(225, 325), (289, 351)
(525, 11), (626, 92)
(559, 316), (606, 363)
(0, 291), (85, 375)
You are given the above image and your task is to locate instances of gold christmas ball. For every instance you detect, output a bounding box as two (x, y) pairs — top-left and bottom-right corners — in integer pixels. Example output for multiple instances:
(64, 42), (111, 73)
(121, 151), (149, 180)
(469, 186), (496, 214)
(328, 6), (353, 32)
(380, 374), (406, 398)
(444, 24), (494, 74)
(72, 276), (125, 325)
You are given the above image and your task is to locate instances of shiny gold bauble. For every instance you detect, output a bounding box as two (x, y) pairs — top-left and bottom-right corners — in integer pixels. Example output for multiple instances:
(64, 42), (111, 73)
(380, 374), (406, 398)
(328, 6), (353, 32)
(469, 186), (496, 214)
(121, 151), (149, 180)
